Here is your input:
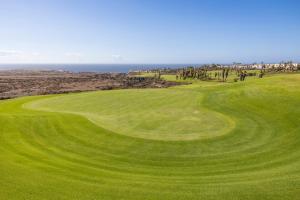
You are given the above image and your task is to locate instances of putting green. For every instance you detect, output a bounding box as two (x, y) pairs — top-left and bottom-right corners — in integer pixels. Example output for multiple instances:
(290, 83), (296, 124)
(26, 88), (236, 141)
(1, 74), (300, 200)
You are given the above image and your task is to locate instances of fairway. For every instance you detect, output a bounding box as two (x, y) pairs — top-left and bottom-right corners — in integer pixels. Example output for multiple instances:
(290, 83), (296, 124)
(1, 74), (300, 199)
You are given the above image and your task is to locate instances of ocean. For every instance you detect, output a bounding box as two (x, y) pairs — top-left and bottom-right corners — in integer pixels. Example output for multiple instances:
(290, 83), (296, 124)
(0, 64), (198, 73)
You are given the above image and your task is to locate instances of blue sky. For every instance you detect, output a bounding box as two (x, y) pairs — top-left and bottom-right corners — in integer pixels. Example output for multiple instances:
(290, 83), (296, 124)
(0, 0), (299, 64)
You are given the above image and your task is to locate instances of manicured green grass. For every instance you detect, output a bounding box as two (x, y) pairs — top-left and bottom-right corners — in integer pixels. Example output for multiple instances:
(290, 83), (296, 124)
(1, 74), (300, 199)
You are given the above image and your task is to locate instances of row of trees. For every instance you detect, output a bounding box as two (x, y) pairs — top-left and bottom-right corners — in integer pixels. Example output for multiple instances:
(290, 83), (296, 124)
(151, 62), (299, 82)
(174, 67), (269, 82)
(175, 67), (238, 82)
(176, 67), (213, 80)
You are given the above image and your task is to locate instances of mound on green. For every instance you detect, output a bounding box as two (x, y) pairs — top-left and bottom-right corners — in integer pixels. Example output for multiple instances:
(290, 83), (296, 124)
(1, 74), (300, 200)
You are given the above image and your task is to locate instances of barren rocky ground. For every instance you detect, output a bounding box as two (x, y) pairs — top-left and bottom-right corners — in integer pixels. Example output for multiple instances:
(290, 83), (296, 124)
(0, 70), (183, 99)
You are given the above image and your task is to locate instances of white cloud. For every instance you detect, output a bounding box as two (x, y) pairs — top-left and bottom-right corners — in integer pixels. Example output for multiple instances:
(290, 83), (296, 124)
(0, 50), (44, 63)
(31, 52), (41, 57)
(112, 54), (123, 62)
(0, 50), (23, 57)
(0, 50), (42, 58)
(65, 52), (82, 58)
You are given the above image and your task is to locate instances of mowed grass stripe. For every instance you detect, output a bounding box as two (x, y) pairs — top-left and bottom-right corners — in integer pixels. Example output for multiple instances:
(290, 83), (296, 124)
(1, 74), (300, 199)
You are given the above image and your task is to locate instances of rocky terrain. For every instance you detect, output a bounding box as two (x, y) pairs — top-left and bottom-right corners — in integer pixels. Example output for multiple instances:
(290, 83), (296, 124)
(0, 70), (184, 99)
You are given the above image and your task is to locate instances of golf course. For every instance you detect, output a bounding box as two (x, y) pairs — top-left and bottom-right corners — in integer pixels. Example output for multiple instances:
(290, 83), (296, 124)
(1, 73), (300, 200)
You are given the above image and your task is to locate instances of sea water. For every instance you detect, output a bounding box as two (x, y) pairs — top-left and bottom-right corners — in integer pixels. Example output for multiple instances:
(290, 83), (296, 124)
(0, 64), (198, 73)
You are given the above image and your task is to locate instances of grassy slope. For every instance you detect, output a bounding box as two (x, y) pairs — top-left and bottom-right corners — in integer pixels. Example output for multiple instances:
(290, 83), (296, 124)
(1, 74), (300, 199)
